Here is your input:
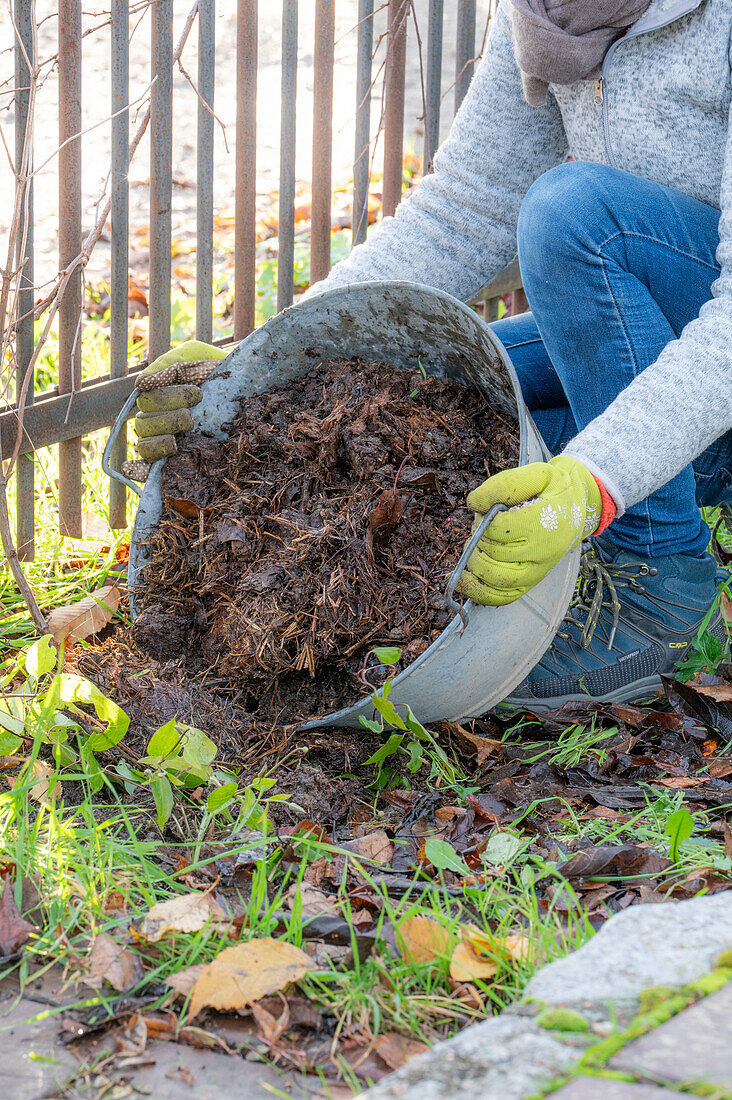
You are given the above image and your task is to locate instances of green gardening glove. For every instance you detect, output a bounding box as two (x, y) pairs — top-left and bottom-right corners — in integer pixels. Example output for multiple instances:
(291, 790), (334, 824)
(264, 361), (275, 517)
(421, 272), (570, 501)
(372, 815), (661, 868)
(456, 455), (603, 607)
(133, 340), (227, 465)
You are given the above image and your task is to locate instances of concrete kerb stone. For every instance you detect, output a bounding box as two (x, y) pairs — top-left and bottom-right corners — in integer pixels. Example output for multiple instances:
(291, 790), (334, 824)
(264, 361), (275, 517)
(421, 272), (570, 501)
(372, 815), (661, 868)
(362, 894), (732, 1100)
(360, 1014), (581, 1100)
(523, 893), (732, 1008)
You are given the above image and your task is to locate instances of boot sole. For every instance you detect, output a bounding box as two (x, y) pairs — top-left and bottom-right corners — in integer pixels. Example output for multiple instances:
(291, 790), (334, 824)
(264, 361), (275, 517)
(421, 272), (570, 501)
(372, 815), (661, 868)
(502, 673), (665, 713)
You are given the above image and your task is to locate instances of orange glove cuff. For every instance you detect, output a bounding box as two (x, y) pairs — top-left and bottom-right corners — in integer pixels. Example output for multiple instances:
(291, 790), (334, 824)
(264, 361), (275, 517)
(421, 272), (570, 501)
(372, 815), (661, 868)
(593, 477), (616, 535)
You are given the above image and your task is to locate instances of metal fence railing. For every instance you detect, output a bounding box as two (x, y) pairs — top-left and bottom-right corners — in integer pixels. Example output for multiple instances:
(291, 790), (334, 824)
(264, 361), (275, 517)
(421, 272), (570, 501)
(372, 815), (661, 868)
(1, 0), (522, 561)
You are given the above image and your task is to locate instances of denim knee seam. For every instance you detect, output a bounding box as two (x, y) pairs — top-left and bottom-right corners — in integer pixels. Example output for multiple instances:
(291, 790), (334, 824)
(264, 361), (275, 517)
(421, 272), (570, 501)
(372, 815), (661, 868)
(597, 230), (720, 275)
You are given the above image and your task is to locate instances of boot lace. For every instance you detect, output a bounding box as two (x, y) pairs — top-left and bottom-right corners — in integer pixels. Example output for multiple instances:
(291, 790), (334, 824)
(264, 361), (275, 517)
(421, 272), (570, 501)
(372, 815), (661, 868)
(555, 543), (649, 653)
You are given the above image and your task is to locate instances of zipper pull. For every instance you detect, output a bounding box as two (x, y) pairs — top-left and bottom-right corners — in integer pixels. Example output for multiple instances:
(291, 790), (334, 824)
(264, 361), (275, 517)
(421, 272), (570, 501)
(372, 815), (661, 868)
(594, 77), (604, 106)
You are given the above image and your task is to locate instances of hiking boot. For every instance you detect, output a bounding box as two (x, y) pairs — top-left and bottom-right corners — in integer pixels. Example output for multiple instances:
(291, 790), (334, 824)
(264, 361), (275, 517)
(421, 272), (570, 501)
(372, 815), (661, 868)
(504, 537), (727, 710)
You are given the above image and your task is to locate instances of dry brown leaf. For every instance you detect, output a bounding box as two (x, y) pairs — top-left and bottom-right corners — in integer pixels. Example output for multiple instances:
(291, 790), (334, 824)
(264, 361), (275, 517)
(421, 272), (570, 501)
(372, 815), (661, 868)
(84, 933), (143, 992)
(46, 583), (120, 644)
(397, 915), (453, 965)
(723, 592), (732, 623)
(350, 830), (394, 865)
(0, 877), (34, 956)
(455, 725), (503, 765)
(449, 940), (498, 983)
(250, 994), (289, 1045)
(137, 891), (225, 942)
(285, 883), (338, 918)
(657, 777), (707, 788)
(373, 1032), (429, 1071)
(8, 760), (57, 803)
(188, 938), (315, 1019)
(167, 962), (206, 997)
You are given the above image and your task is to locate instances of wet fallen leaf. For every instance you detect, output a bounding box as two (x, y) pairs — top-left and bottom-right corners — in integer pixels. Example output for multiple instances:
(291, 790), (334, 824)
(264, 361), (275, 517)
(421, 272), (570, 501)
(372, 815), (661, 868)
(373, 1031), (429, 1070)
(0, 877), (34, 956)
(724, 819), (732, 860)
(137, 891), (225, 942)
(46, 583), (120, 644)
(397, 915), (453, 965)
(85, 933), (144, 992)
(188, 938), (315, 1019)
(686, 673), (732, 702)
(557, 844), (671, 881)
(366, 489), (408, 552)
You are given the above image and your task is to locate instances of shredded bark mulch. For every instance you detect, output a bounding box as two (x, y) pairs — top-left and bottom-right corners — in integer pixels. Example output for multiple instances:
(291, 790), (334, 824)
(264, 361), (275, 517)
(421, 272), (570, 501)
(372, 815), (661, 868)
(127, 357), (518, 733)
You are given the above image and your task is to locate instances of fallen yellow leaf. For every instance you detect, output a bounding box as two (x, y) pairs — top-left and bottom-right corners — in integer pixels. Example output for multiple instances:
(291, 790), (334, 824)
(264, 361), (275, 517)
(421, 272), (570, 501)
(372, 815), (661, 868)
(449, 940), (498, 983)
(461, 925), (532, 966)
(46, 584), (120, 644)
(397, 915), (454, 965)
(137, 891), (225, 942)
(188, 938), (315, 1019)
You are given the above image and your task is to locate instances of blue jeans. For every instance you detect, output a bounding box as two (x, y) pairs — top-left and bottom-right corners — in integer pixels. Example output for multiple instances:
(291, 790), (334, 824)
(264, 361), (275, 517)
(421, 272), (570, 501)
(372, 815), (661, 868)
(491, 161), (732, 559)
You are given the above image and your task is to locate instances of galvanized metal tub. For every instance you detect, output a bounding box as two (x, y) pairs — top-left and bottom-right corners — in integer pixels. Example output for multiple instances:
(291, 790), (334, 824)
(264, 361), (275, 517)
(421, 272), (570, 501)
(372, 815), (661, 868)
(105, 282), (579, 727)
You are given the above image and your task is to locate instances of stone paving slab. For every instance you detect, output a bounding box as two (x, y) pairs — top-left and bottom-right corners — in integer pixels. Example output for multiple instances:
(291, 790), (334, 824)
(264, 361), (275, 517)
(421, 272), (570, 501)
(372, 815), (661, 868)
(610, 982), (732, 1089)
(65, 1040), (319, 1099)
(524, 894), (732, 1006)
(0, 993), (79, 1100)
(554, 1079), (676, 1099)
(0, 989), (340, 1100)
(361, 1015), (580, 1100)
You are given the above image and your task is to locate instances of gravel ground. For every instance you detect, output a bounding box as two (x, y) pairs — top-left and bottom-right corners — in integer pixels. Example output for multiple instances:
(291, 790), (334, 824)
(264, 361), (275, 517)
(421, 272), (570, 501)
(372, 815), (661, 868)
(0, 0), (492, 291)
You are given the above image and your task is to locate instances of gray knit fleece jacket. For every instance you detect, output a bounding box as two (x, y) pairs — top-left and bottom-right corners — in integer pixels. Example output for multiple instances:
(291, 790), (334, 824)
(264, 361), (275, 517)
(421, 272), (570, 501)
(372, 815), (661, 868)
(313, 0), (732, 517)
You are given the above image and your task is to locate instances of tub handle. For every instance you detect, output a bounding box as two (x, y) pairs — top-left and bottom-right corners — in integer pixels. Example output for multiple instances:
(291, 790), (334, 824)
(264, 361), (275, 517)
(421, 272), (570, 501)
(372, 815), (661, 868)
(444, 502), (508, 628)
(102, 388), (143, 498)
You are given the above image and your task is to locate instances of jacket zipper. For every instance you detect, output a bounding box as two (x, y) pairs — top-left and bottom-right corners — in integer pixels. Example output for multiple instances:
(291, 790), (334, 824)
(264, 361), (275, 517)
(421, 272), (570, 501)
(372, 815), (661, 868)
(598, 0), (704, 167)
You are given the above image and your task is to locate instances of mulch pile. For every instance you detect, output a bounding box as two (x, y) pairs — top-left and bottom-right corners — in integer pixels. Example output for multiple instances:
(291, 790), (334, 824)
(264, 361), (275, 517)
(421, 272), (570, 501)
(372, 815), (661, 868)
(129, 357), (518, 730)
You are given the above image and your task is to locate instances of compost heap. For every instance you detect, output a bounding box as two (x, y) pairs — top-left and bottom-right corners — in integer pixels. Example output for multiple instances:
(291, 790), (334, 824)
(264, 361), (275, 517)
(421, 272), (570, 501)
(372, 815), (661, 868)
(131, 357), (519, 728)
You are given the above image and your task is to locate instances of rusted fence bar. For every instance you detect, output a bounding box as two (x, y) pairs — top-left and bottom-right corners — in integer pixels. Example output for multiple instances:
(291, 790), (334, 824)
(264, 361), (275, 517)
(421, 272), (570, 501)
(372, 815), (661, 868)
(382, 0), (408, 218)
(234, 0), (258, 338)
(109, 0), (129, 530)
(424, 0), (443, 173)
(0, 368), (144, 457)
(310, 0), (335, 286)
(455, 0), (477, 112)
(13, 0), (35, 559)
(149, 0), (173, 362)
(58, 0), (83, 538)
(277, 0), (298, 312)
(352, 0), (373, 248)
(196, 0), (215, 344)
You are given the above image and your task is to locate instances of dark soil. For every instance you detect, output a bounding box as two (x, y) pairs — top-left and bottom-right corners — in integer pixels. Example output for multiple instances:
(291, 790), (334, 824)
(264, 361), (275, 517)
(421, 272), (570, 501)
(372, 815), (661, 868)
(128, 357), (518, 734)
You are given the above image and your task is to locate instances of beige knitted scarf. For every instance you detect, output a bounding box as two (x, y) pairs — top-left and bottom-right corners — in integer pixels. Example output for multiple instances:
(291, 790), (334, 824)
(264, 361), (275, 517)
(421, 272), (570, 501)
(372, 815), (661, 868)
(509, 0), (651, 105)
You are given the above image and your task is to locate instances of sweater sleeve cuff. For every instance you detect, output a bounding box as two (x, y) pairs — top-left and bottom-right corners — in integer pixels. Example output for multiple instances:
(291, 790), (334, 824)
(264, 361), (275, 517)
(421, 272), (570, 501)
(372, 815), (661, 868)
(593, 478), (617, 535)
(562, 448), (626, 519)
